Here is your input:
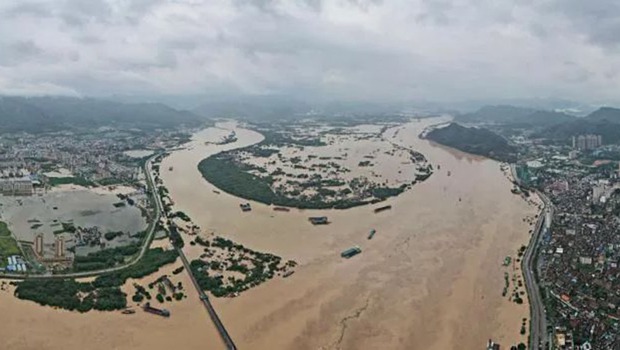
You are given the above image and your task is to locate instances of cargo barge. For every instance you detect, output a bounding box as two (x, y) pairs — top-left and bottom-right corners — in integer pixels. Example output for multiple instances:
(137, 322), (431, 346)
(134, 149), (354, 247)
(368, 229), (376, 240)
(309, 216), (329, 225)
(373, 205), (392, 213)
(143, 302), (170, 317)
(341, 246), (362, 259)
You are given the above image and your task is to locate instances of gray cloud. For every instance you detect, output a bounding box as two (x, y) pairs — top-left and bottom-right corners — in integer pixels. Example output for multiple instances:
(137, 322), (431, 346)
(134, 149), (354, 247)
(0, 0), (619, 104)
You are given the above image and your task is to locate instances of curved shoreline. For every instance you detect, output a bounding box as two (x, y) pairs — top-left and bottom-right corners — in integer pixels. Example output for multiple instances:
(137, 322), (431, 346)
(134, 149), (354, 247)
(157, 117), (537, 349)
(196, 122), (431, 210)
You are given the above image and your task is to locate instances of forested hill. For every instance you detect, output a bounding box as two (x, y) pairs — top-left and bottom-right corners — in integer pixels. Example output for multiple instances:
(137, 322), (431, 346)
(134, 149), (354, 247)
(458, 105), (575, 126)
(585, 107), (620, 123)
(426, 123), (517, 162)
(534, 107), (620, 143)
(0, 96), (205, 133)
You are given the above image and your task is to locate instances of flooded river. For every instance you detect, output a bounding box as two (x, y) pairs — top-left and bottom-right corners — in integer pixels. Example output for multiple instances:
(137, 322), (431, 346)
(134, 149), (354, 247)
(157, 117), (537, 349)
(0, 117), (538, 350)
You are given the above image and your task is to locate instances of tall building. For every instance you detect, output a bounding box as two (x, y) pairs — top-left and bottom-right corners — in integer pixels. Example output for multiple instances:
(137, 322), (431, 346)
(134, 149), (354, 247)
(55, 237), (65, 258)
(572, 134), (602, 150)
(34, 233), (43, 257)
(0, 177), (33, 196)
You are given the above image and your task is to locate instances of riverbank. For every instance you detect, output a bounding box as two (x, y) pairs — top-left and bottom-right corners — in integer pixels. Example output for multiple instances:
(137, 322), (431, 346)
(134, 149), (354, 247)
(157, 117), (537, 349)
(0, 250), (224, 350)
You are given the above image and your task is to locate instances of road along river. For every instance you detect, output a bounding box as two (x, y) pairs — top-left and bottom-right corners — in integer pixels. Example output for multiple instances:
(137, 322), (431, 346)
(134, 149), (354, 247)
(157, 117), (540, 350)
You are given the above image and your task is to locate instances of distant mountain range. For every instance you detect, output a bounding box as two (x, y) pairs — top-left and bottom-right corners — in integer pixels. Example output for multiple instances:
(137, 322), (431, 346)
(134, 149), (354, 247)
(0, 96), (205, 133)
(533, 107), (620, 143)
(459, 105), (620, 144)
(426, 123), (517, 162)
(585, 107), (620, 123)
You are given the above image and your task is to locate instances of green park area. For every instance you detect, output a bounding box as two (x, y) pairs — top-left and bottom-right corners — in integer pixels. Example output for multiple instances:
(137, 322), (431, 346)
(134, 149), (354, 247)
(14, 248), (179, 312)
(0, 221), (21, 268)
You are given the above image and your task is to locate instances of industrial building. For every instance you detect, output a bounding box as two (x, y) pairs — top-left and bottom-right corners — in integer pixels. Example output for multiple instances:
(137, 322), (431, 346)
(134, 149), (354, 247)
(6, 255), (27, 273)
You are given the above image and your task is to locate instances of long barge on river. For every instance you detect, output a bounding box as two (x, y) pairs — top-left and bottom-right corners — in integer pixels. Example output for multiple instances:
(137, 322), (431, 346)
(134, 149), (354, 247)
(373, 205), (392, 213)
(341, 246), (362, 259)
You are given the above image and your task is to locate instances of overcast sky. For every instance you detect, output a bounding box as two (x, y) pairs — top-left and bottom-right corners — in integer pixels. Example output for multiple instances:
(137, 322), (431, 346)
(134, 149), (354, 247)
(0, 0), (619, 104)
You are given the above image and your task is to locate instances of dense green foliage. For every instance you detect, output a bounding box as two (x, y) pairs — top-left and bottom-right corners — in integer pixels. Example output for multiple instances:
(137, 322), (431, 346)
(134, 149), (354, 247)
(198, 154), (278, 203)
(14, 248), (177, 312)
(14, 279), (127, 312)
(248, 147), (279, 157)
(426, 123), (517, 162)
(0, 221), (10, 237)
(198, 153), (403, 209)
(14, 279), (83, 310)
(0, 221), (20, 267)
(260, 130), (326, 147)
(191, 236), (287, 297)
(168, 225), (184, 248)
(104, 231), (124, 241)
(91, 248), (178, 288)
(172, 211), (191, 222)
(371, 185), (407, 200)
(73, 244), (140, 272)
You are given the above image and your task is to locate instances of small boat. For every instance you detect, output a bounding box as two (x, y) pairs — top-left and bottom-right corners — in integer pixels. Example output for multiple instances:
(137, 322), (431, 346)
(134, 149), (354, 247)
(213, 190), (220, 194)
(368, 229), (376, 240)
(122, 309), (136, 315)
(168, 166), (173, 171)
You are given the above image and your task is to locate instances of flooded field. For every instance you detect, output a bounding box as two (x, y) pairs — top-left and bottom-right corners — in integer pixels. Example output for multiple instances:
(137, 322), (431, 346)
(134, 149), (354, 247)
(0, 187), (147, 252)
(209, 121), (432, 208)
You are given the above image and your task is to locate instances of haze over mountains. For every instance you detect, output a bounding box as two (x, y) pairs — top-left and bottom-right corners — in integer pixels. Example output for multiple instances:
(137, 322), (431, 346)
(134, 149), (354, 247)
(458, 105), (620, 143)
(0, 96), (204, 133)
(458, 106), (577, 126)
(4, 93), (620, 139)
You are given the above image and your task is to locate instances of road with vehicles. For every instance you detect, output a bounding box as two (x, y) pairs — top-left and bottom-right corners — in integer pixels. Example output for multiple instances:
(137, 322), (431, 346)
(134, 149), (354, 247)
(512, 164), (549, 349)
(523, 192), (550, 349)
